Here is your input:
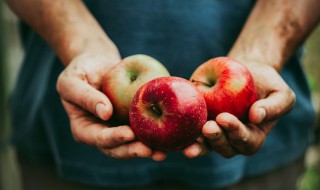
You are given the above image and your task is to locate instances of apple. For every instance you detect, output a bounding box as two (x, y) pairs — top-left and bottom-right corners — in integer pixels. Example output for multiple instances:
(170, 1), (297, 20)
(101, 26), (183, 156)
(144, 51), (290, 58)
(129, 76), (207, 151)
(102, 54), (170, 124)
(190, 57), (257, 121)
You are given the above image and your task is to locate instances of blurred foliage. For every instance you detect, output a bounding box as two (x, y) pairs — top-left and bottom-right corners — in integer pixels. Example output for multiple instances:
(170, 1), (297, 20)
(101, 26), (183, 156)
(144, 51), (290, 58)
(0, 0), (7, 145)
(303, 25), (320, 93)
(299, 24), (320, 190)
(298, 167), (320, 190)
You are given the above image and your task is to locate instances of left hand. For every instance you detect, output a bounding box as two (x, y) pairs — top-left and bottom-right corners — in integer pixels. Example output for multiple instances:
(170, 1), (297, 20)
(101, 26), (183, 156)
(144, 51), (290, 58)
(57, 53), (167, 161)
(183, 62), (296, 158)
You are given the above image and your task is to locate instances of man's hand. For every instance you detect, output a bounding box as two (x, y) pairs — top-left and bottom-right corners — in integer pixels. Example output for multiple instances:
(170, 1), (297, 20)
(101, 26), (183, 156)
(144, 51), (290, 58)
(182, 0), (320, 158)
(183, 62), (295, 158)
(57, 53), (167, 161)
(5, 0), (167, 161)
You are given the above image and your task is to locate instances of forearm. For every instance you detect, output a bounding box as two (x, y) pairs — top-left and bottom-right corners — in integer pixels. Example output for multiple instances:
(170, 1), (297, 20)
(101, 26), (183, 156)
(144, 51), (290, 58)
(228, 0), (320, 71)
(5, 0), (120, 66)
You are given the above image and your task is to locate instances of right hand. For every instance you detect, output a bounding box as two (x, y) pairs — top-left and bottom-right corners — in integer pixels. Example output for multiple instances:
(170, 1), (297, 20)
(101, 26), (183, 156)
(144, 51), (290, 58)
(56, 53), (166, 161)
(183, 60), (296, 158)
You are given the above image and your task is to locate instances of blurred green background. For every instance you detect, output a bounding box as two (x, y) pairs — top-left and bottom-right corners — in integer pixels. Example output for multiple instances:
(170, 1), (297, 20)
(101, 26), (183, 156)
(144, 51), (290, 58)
(1, 2), (23, 190)
(0, 2), (319, 190)
(298, 22), (320, 190)
(304, 26), (320, 95)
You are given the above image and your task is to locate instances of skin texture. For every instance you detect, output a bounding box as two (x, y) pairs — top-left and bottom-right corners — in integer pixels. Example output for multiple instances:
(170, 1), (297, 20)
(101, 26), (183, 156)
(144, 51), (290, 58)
(5, 0), (320, 160)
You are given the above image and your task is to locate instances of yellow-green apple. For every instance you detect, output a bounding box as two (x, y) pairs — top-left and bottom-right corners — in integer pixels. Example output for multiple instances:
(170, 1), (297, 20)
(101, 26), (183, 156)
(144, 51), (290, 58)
(190, 57), (257, 121)
(129, 76), (207, 151)
(102, 54), (170, 124)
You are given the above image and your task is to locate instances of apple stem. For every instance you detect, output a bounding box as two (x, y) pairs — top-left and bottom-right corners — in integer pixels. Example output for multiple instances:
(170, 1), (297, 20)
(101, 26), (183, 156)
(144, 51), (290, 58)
(130, 76), (137, 82)
(191, 79), (212, 87)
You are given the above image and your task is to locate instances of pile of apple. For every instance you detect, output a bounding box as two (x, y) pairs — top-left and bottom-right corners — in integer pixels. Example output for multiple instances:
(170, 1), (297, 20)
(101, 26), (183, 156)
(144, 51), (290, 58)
(102, 54), (257, 151)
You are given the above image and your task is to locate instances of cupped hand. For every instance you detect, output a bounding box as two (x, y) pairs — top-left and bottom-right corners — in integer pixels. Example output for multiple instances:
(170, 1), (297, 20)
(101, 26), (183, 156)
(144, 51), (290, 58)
(183, 62), (296, 158)
(56, 53), (166, 161)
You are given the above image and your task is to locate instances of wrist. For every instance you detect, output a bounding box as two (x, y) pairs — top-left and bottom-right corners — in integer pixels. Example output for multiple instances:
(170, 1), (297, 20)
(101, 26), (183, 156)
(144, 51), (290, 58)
(70, 51), (121, 73)
(227, 26), (288, 73)
(227, 50), (284, 73)
(56, 26), (121, 67)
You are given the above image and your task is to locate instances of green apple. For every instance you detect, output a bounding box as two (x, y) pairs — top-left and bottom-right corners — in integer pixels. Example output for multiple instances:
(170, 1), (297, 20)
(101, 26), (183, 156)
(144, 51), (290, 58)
(102, 54), (170, 124)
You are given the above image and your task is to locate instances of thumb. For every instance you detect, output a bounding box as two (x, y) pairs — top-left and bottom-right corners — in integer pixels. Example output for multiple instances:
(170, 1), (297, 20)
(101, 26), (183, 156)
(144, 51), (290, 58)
(57, 75), (113, 120)
(249, 90), (296, 124)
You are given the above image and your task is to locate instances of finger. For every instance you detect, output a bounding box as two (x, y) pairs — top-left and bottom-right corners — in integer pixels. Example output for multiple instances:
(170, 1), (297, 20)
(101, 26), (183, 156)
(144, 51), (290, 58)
(249, 89), (296, 124)
(63, 99), (157, 160)
(65, 103), (135, 147)
(202, 120), (237, 158)
(182, 142), (204, 158)
(202, 120), (224, 140)
(101, 141), (153, 159)
(57, 74), (113, 120)
(216, 113), (265, 155)
(151, 151), (167, 161)
(77, 124), (135, 148)
(73, 123), (136, 148)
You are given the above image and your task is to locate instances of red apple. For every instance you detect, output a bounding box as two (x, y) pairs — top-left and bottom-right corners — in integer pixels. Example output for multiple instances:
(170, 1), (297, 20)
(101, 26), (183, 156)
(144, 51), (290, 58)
(190, 57), (257, 121)
(129, 76), (207, 151)
(102, 54), (170, 124)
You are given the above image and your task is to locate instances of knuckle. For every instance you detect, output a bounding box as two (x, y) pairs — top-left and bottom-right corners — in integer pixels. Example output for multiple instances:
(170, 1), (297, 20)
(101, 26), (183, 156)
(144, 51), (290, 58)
(110, 128), (123, 141)
(234, 130), (247, 141)
(105, 148), (123, 159)
(208, 135), (229, 150)
(56, 73), (66, 94)
(221, 149), (236, 159)
(109, 128), (127, 145)
(116, 126), (135, 142)
(129, 142), (150, 158)
(95, 129), (111, 148)
(231, 139), (247, 146)
(86, 74), (101, 89)
(242, 140), (264, 156)
(268, 106), (281, 119)
(105, 149), (119, 159)
(102, 144), (139, 160)
(288, 89), (296, 107)
(211, 143), (231, 151)
(71, 129), (83, 144)
(128, 150), (139, 158)
(119, 133), (134, 143)
(98, 128), (125, 149)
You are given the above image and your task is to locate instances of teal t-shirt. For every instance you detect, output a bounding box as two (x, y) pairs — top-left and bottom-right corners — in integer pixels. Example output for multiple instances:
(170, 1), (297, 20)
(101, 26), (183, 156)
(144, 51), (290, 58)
(10, 0), (315, 188)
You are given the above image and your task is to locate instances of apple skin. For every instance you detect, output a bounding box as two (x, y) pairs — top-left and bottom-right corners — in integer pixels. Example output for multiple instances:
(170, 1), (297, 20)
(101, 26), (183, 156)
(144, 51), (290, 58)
(190, 57), (257, 121)
(102, 54), (170, 124)
(129, 76), (207, 151)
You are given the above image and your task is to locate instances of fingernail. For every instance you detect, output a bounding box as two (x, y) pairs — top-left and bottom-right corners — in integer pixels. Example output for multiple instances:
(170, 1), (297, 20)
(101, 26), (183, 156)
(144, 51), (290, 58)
(189, 144), (202, 158)
(258, 108), (266, 123)
(208, 132), (222, 140)
(218, 121), (229, 128)
(96, 103), (107, 120)
(151, 152), (167, 162)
